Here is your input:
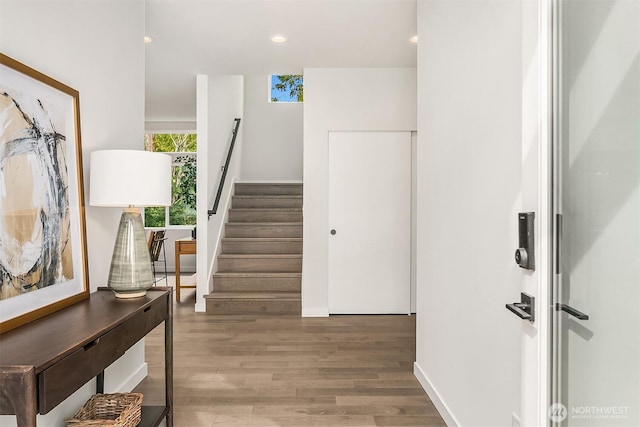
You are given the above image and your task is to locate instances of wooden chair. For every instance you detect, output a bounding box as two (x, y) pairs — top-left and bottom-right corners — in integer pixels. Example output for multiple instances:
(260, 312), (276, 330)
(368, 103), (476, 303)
(148, 230), (168, 286)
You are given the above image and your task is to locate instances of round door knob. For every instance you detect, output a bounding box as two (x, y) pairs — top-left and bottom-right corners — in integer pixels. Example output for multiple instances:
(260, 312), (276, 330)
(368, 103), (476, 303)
(330, 229), (336, 235)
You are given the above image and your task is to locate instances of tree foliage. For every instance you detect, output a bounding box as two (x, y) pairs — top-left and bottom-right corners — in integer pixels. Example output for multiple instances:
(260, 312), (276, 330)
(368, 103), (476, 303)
(272, 75), (303, 102)
(146, 133), (197, 153)
(143, 134), (197, 227)
(144, 207), (165, 227)
(169, 157), (196, 225)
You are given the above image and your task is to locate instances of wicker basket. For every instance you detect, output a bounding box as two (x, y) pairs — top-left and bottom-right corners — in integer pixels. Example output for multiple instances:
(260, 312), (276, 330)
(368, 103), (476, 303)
(66, 393), (143, 427)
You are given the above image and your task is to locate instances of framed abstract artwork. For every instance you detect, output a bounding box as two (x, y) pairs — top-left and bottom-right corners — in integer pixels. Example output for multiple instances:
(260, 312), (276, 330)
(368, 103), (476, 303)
(0, 53), (89, 333)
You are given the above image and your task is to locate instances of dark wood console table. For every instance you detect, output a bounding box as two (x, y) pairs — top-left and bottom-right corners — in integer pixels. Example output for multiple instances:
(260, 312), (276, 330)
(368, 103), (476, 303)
(0, 288), (173, 427)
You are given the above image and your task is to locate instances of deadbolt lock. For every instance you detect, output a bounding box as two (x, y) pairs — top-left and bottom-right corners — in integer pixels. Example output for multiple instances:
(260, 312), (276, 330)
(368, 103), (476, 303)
(515, 248), (528, 268)
(516, 212), (535, 270)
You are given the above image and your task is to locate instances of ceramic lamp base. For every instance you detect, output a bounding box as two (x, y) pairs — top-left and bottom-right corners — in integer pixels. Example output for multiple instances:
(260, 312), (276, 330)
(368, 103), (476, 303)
(107, 208), (153, 297)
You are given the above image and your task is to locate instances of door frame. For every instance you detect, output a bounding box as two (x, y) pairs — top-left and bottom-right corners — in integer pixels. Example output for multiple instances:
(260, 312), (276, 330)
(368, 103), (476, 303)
(520, 0), (554, 425)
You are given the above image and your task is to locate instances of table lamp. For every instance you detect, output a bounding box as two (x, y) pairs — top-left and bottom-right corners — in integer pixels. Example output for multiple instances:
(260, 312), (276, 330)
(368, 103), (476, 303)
(90, 150), (171, 298)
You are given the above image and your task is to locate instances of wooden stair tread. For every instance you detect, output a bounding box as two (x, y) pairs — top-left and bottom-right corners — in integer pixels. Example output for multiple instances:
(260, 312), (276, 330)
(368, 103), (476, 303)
(235, 183), (302, 186)
(213, 272), (302, 278)
(217, 254), (302, 259)
(205, 292), (301, 300)
(233, 195), (302, 199)
(229, 208), (302, 212)
(234, 183), (303, 196)
(231, 195), (303, 208)
(221, 237), (303, 253)
(221, 237), (302, 242)
(226, 222), (302, 226)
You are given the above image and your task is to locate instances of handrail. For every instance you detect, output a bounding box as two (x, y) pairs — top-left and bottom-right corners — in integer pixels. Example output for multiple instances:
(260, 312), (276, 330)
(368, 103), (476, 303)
(208, 118), (241, 218)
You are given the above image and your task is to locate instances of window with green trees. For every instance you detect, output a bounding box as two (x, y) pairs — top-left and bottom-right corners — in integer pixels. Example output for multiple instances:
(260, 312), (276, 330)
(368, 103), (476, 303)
(143, 133), (197, 228)
(270, 74), (303, 102)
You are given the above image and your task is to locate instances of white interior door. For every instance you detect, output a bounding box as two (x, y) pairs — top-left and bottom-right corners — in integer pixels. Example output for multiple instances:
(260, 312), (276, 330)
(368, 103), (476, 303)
(328, 131), (411, 314)
(550, 1), (640, 425)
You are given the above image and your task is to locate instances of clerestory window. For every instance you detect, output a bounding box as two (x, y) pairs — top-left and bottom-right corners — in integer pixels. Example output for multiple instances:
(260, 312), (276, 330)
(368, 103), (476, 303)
(269, 74), (303, 103)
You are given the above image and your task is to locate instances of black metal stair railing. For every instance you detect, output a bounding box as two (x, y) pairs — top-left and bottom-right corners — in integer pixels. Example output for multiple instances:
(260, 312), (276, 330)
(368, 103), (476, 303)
(208, 118), (241, 218)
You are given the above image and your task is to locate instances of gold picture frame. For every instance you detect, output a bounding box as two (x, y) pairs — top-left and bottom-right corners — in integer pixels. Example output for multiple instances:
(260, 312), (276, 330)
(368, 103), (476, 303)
(0, 53), (89, 333)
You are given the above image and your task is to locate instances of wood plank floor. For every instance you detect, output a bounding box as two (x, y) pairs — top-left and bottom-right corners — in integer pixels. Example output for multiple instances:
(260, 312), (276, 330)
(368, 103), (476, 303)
(134, 286), (445, 427)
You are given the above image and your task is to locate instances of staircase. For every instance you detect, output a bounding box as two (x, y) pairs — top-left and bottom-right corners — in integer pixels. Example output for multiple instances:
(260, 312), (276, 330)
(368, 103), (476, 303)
(205, 183), (302, 315)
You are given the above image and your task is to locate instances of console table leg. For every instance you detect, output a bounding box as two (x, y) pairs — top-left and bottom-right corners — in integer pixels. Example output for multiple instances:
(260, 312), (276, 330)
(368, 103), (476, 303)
(165, 289), (174, 427)
(0, 366), (36, 427)
(96, 371), (105, 394)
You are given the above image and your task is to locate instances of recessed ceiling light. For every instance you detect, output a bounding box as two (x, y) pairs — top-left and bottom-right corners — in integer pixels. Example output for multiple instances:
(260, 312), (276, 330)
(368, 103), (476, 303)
(144, 36), (154, 44)
(409, 35), (418, 44)
(271, 35), (287, 43)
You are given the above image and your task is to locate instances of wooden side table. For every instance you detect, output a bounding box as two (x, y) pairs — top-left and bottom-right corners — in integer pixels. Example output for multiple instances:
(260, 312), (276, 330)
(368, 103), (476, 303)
(174, 238), (196, 302)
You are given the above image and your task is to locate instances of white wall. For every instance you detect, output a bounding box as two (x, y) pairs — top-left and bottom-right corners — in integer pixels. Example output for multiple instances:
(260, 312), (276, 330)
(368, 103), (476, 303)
(195, 75), (244, 312)
(241, 74), (303, 181)
(145, 121), (196, 134)
(0, 0), (146, 425)
(414, 1), (523, 426)
(302, 68), (416, 316)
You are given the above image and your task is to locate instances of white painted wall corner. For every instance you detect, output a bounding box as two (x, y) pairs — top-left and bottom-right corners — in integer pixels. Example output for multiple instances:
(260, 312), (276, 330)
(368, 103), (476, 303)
(414, 362), (459, 427)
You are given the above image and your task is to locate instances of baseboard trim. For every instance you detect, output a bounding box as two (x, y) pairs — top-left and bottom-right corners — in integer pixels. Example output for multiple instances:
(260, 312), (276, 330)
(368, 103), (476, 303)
(302, 307), (329, 317)
(413, 362), (459, 427)
(116, 362), (148, 393)
(195, 299), (206, 313)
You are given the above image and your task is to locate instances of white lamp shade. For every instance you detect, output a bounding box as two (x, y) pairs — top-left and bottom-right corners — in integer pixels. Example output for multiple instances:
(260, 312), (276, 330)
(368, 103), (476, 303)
(90, 150), (172, 207)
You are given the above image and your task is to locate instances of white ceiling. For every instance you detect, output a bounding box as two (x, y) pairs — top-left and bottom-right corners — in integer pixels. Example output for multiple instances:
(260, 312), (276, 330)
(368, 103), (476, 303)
(145, 0), (417, 122)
